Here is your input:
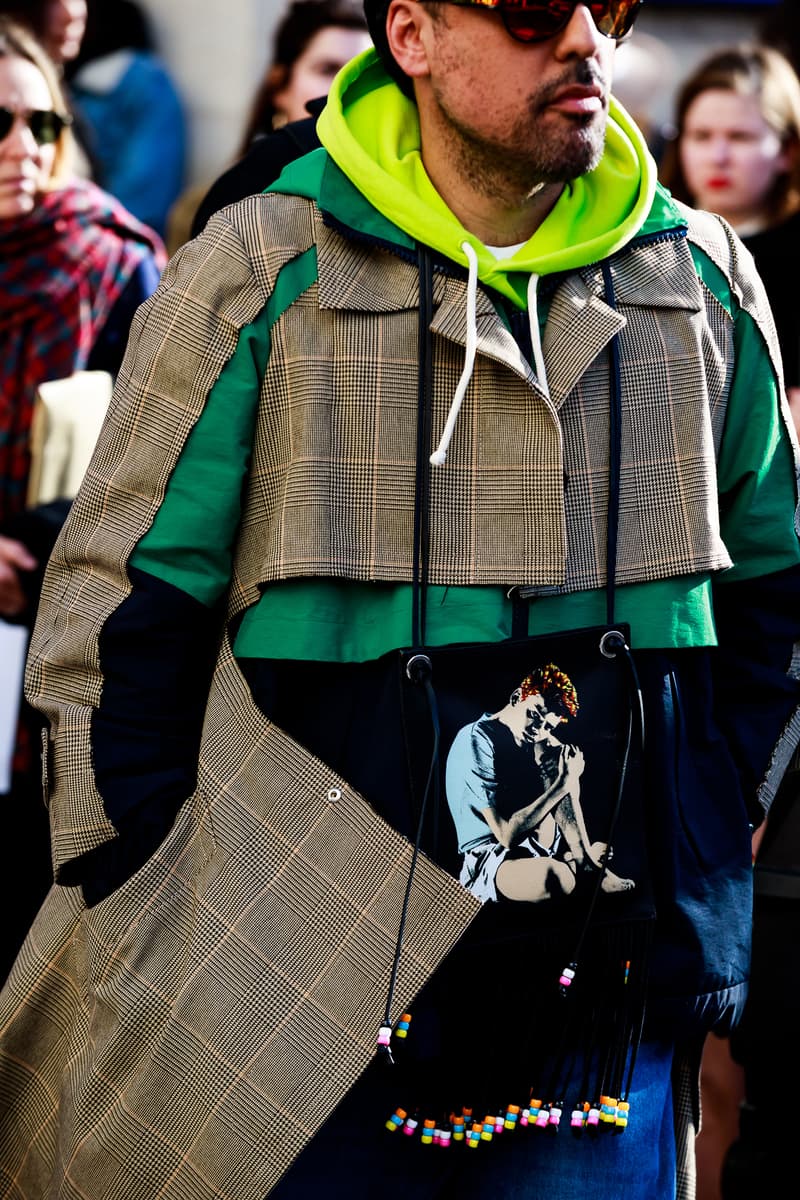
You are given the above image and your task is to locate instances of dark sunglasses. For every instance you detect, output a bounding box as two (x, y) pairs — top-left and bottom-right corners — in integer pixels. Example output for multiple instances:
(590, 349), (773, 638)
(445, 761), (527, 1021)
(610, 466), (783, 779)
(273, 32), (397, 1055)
(430, 0), (643, 45)
(0, 105), (70, 146)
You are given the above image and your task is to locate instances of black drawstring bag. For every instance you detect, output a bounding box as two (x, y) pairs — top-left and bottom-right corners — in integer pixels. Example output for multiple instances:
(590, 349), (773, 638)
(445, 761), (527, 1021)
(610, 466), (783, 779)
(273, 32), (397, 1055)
(371, 254), (654, 1142)
(373, 621), (653, 1140)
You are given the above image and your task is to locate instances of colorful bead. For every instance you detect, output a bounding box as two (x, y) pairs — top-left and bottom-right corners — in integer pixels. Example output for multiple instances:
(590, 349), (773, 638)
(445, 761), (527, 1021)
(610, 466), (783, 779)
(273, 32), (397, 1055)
(403, 1118), (418, 1137)
(586, 1106), (600, 1127)
(467, 1123), (482, 1148)
(558, 961), (577, 992)
(623, 960), (631, 985)
(504, 1104), (520, 1130)
(570, 1106), (585, 1128)
(615, 1101), (630, 1129)
(480, 1117), (494, 1141)
(599, 1095), (618, 1124)
(385, 1107), (407, 1132)
(437, 1128), (451, 1147)
(377, 1025), (392, 1047)
(452, 1115), (466, 1141)
(421, 1118), (436, 1145)
(548, 1105), (563, 1128)
(395, 1012), (412, 1039)
(535, 1105), (551, 1128)
(520, 1108), (530, 1127)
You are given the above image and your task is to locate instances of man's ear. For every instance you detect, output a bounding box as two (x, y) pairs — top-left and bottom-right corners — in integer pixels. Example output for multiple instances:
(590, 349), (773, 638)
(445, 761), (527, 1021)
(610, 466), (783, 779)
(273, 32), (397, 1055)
(386, 0), (431, 82)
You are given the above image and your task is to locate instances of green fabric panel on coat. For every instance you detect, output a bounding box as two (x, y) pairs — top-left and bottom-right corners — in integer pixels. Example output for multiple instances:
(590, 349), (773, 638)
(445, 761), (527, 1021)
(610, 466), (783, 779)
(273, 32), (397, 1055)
(233, 575), (718, 660)
(716, 307), (800, 581)
(129, 248), (318, 605)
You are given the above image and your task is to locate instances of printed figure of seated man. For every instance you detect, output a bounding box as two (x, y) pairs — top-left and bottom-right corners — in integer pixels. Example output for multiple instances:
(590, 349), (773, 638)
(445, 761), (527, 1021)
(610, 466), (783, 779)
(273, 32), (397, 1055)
(445, 663), (635, 904)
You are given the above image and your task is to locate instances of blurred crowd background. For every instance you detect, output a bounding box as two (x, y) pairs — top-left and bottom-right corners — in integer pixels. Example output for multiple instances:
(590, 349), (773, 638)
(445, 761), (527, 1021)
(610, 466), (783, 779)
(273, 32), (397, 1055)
(142, 1), (791, 201)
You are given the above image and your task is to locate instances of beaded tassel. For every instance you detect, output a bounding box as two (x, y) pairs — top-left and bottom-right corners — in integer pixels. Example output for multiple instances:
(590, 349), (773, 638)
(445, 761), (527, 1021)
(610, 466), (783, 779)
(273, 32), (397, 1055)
(385, 1107), (407, 1133)
(395, 1012), (412, 1039)
(504, 1104), (520, 1131)
(558, 962), (577, 994)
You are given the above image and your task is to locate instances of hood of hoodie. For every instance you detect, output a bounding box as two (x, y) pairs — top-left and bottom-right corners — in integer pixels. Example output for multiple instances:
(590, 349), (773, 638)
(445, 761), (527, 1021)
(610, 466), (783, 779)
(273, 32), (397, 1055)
(312, 48), (658, 308)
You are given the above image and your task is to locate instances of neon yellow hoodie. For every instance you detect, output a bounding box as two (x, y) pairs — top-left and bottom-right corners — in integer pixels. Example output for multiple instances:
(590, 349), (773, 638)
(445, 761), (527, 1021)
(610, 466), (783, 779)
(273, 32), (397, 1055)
(317, 47), (657, 308)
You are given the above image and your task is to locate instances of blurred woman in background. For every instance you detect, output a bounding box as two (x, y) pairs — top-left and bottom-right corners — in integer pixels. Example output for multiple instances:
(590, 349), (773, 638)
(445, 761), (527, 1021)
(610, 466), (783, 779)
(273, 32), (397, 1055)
(0, 15), (165, 982)
(661, 44), (800, 432)
(662, 47), (800, 1198)
(236, 0), (370, 146)
(167, 0), (371, 252)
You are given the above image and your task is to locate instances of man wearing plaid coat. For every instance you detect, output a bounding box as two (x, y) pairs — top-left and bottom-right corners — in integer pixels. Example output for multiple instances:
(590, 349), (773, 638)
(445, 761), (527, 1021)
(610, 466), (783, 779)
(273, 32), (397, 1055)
(2, 1), (800, 1198)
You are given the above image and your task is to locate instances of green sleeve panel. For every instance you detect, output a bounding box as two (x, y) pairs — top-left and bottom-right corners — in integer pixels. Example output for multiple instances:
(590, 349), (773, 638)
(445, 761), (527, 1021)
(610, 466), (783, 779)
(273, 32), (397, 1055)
(717, 308), (800, 582)
(689, 239), (799, 582)
(129, 247), (319, 606)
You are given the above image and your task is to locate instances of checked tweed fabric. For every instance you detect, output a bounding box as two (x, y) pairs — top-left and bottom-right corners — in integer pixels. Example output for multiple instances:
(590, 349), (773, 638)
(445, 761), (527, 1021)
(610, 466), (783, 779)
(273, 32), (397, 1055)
(0, 634), (480, 1199)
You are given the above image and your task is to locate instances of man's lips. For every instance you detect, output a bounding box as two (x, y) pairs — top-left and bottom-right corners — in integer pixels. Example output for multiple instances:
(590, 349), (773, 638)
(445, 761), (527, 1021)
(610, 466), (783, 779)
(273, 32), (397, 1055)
(547, 85), (605, 115)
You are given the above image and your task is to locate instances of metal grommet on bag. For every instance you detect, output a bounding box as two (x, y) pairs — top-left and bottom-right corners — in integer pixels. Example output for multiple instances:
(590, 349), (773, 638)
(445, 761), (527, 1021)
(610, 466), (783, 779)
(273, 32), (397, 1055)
(405, 653), (433, 684)
(599, 630), (627, 659)
(326, 787), (342, 803)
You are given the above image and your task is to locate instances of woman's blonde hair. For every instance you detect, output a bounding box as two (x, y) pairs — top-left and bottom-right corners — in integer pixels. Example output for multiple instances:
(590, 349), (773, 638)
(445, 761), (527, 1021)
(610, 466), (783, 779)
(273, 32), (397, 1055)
(660, 43), (800, 226)
(0, 15), (74, 185)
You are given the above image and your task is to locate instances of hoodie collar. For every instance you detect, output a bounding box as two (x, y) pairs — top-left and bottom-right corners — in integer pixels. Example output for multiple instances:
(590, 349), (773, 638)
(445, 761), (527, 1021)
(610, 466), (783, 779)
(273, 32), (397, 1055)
(317, 48), (658, 308)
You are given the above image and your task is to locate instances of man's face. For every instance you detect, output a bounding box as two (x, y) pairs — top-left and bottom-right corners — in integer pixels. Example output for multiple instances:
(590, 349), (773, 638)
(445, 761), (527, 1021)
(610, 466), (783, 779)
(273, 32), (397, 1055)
(508, 691), (563, 745)
(420, 1), (616, 189)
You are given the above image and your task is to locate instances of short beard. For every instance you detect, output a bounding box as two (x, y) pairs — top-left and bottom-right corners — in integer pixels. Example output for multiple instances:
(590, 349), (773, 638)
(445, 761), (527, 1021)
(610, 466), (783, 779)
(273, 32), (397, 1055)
(432, 61), (609, 203)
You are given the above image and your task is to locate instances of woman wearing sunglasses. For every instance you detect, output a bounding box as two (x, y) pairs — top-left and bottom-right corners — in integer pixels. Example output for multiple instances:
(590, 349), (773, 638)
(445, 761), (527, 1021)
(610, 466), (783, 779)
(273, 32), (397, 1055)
(0, 16), (165, 981)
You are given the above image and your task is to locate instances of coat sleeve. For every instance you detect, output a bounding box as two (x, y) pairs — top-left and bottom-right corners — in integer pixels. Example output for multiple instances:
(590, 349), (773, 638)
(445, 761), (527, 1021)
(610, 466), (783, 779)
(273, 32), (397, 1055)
(24, 203), (271, 897)
(712, 224), (800, 820)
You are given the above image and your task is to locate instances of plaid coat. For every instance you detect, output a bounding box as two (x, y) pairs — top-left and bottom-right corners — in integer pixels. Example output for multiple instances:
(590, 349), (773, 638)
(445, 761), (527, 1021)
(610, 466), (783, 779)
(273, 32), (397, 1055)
(0, 178), (797, 1200)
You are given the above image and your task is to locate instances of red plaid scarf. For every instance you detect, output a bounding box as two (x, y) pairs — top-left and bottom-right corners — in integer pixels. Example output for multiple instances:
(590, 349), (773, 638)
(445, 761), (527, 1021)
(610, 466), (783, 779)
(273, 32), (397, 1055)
(0, 178), (166, 524)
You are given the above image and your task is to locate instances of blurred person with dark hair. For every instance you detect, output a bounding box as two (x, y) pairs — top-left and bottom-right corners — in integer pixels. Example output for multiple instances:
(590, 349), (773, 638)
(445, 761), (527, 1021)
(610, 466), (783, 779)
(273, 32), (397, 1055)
(0, 14), (165, 983)
(661, 43), (800, 1200)
(241, 0), (371, 142)
(169, 0), (371, 250)
(660, 44), (800, 433)
(0, 0), (86, 66)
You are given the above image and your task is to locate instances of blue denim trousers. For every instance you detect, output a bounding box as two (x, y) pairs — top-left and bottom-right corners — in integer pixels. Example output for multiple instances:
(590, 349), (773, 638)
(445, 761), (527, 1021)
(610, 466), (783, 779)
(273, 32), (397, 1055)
(270, 1038), (676, 1199)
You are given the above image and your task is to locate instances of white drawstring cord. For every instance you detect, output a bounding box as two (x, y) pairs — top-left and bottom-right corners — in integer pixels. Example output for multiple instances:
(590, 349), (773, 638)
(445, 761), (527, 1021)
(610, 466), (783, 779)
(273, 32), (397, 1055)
(527, 271), (550, 400)
(430, 241), (479, 467)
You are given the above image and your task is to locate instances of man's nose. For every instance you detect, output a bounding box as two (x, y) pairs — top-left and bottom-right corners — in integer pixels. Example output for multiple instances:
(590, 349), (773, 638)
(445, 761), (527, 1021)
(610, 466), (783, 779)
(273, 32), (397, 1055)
(554, 3), (606, 58)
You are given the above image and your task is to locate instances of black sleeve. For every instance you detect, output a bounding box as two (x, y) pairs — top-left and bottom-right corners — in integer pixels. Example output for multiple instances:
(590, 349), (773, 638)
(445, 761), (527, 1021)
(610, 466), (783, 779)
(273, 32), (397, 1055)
(190, 113), (322, 238)
(88, 258), (163, 374)
(72, 565), (223, 905)
(711, 563), (800, 816)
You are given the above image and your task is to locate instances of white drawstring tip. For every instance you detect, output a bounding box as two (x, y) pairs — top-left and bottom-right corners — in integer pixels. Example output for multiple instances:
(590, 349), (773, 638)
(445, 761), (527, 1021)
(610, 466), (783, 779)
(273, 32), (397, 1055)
(427, 240), (479, 470)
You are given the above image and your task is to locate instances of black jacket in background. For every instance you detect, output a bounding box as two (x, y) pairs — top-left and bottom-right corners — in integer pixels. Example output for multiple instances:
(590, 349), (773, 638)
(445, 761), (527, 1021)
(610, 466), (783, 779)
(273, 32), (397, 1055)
(190, 98), (324, 238)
